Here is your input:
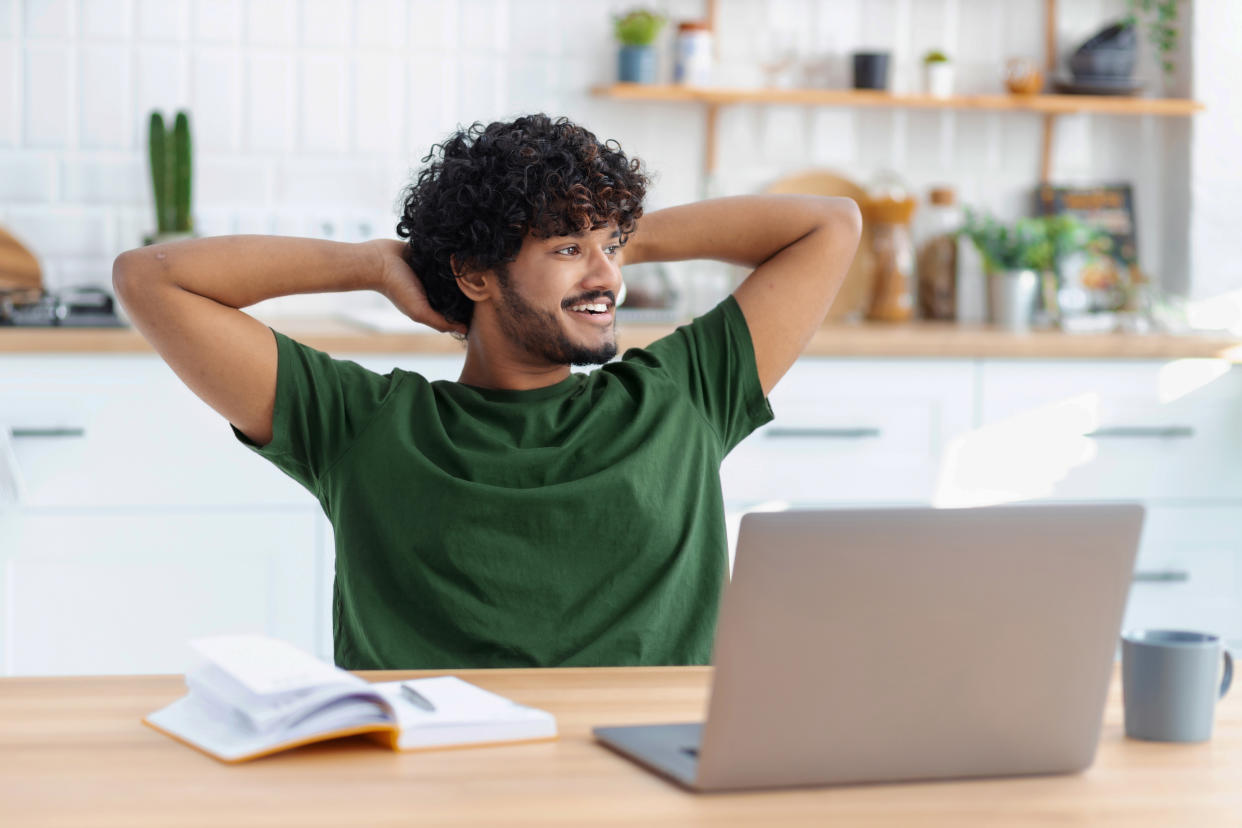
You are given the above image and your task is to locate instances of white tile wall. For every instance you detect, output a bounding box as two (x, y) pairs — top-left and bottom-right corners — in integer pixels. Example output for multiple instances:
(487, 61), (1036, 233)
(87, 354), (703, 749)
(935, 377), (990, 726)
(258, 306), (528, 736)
(0, 0), (1213, 314)
(1189, 0), (1242, 304)
(79, 0), (130, 39)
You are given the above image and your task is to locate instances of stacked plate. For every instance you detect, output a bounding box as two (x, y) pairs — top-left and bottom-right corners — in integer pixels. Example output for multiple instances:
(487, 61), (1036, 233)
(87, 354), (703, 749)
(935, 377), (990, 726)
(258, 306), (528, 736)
(1055, 21), (1144, 96)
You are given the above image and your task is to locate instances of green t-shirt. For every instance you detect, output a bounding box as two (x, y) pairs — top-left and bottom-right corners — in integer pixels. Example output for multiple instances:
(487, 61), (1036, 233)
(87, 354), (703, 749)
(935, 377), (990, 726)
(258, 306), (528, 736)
(232, 294), (773, 669)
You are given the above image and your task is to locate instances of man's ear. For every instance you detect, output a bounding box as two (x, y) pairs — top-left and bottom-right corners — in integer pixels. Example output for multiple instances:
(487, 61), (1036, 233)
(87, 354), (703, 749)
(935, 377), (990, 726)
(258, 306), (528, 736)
(452, 254), (492, 302)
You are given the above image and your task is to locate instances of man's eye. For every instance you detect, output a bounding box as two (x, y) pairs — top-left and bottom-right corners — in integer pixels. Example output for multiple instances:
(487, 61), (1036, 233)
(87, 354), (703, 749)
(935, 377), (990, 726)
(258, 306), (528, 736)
(555, 243), (622, 255)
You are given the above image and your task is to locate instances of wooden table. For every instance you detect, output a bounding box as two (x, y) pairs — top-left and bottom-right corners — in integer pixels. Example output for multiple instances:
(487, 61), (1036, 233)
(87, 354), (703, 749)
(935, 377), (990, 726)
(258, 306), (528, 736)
(2, 664), (1239, 826)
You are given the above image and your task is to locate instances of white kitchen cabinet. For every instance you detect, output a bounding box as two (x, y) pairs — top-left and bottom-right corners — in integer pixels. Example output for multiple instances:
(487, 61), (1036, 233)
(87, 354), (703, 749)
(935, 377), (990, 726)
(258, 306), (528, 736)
(0, 355), (307, 509)
(0, 509), (318, 676)
(1120, 505), (1242, 647)
(950, 359), (1242, 651)
(971, 360), (1242, 503)
(722, 359), (976, 507)
(0, 351), (471, 676)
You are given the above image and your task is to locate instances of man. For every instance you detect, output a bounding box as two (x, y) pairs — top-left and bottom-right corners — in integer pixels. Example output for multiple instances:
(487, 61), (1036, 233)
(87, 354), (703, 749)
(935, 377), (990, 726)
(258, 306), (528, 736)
(113, 113), (861, 670)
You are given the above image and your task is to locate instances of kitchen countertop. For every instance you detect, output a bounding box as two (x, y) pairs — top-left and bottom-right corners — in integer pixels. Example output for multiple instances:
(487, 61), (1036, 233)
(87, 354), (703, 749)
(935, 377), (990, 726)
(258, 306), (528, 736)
(2, 316), (1242, 361)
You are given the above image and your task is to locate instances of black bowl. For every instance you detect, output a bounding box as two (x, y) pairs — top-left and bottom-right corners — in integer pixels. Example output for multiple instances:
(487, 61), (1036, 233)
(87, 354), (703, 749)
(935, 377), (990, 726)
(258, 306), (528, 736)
(1070, 47), (1135, 80)
(1075, 21), (1137, 53)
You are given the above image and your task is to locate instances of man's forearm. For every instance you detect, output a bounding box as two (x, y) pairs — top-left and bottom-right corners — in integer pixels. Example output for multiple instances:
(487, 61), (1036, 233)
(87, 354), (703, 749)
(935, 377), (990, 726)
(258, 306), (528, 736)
(114, 235), (381, 309)
(623, 195), (856, 269)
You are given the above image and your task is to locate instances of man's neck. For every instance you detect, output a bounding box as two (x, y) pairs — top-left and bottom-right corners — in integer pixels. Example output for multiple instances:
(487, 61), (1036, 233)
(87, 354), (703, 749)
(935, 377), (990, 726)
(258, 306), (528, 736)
(456, 332), (571, 391)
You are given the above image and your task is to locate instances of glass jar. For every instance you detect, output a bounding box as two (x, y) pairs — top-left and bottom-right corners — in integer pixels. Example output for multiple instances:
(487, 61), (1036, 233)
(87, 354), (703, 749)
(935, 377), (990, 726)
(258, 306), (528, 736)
(674, 21), (713, 86)
(915, 186), (961, 320)
(863, 172), (917, 323)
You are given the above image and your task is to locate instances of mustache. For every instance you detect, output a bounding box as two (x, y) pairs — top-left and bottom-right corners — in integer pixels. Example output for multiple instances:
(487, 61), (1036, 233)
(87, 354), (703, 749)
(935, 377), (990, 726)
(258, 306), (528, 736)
(563, 290), (615, 307)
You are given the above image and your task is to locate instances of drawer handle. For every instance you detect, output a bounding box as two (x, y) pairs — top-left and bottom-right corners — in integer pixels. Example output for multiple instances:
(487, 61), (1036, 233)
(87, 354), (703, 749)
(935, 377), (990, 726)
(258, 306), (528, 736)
(0, 427), (25, 508)
(766, 427), (882, 439)
(1088, 426), (1195, 439)
(10, 427), (86, 438)
(1133, 570), (1190, 583)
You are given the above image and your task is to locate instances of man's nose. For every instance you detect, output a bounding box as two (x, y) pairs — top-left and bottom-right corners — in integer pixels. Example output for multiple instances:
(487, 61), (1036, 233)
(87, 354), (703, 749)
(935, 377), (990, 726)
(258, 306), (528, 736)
(582, 245), (622, 296)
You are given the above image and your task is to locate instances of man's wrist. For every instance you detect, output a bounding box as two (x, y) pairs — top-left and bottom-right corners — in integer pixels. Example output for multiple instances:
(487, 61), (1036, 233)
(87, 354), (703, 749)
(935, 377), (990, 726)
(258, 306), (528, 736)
(359, 240), (388, 293)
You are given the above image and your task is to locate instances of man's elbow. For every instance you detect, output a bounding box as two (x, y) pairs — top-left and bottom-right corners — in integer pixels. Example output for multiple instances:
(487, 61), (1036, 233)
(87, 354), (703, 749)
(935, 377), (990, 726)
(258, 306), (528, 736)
(112, 252), (146, 300)
(112, 251), (172, 311)
(809, 198), (863, 266)
(821, 197), (863, 241)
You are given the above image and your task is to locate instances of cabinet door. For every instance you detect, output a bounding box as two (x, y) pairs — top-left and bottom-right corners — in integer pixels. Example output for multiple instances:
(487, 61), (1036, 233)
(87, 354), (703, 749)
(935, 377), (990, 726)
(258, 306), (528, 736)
(721, 359), (976, 507)
(969, 360), (1242, 503)
(0, 509), (319, 676)
(1121, 505), (1242, 651)
(0, 355), (310, 509)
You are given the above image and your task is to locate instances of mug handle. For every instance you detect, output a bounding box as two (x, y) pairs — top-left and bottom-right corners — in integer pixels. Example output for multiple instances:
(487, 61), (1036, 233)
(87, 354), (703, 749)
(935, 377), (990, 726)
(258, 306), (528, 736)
(1221, 650), (1234, 699)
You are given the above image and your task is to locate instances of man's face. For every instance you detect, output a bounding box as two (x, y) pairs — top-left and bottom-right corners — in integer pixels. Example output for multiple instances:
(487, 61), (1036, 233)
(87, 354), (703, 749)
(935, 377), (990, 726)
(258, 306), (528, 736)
(490, 223), (624, 367)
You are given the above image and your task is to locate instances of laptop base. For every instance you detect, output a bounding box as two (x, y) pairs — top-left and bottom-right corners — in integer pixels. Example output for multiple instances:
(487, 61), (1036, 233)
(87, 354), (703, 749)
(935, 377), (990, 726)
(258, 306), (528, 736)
(593, 723), (702, 790)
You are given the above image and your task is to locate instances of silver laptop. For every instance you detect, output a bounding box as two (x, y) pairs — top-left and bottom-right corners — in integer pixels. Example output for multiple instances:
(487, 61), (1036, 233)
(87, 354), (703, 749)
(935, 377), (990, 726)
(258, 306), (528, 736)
(594, 503), (1145, 792)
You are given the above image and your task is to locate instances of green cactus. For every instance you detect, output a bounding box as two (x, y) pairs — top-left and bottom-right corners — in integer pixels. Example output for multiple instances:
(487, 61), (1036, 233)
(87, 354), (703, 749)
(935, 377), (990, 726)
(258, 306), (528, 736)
(146, 109), (194, 237)
(148, 112), (169, 233)
(172, 111), (192, 232)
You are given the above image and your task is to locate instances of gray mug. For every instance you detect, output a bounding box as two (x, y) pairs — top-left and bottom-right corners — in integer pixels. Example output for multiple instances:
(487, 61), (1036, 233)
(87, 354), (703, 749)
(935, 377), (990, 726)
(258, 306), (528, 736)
(1121, 629), (1234, 742)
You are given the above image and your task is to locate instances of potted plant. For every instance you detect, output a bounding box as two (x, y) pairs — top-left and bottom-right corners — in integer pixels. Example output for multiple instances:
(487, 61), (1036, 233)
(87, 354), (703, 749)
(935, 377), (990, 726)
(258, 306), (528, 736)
(923, 50), (953, 97)
(613, 9), (667, 84)
(960, 209), (1111, 331)
(142, 110), (197, 246)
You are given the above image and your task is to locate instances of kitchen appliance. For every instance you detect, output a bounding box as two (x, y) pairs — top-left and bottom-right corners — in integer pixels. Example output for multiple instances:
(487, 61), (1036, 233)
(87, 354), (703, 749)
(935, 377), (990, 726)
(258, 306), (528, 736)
(0, 286), (125, 327)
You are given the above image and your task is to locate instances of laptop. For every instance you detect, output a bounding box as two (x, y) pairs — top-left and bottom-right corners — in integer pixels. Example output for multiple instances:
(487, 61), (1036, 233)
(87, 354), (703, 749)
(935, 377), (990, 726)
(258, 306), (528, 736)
(593, 503), (1145, 792)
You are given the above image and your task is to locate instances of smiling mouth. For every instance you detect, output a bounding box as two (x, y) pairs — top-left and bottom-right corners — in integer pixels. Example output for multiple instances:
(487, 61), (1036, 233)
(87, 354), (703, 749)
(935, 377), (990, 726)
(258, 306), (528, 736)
(565, 299), (615, 326)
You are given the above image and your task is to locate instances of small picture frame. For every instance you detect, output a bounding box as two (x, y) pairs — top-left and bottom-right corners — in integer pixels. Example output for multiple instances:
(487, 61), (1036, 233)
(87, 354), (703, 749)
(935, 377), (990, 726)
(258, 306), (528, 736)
(1036, 183), (1137, 313)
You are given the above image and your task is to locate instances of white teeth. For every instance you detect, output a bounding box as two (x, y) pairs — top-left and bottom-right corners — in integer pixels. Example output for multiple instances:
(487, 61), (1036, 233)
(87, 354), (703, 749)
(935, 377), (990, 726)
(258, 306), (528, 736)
(570, 303), (608, 313)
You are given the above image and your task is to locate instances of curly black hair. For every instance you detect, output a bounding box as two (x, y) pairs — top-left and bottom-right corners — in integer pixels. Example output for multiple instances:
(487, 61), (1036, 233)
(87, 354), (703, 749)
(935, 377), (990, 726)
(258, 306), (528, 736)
(393, 113), (650, 333)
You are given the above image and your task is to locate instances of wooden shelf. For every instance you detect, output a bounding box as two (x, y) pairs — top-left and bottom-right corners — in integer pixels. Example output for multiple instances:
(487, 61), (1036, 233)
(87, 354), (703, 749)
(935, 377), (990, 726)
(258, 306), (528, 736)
(594, 0), (1205, 191)
(591, 83), (1204, 117)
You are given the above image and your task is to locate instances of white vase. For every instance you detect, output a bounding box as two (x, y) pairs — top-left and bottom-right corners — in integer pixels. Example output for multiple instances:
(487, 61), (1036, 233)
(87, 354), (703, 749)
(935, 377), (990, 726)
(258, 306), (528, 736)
(924, 62), (954, 97)
(987, 269), (1040, 331)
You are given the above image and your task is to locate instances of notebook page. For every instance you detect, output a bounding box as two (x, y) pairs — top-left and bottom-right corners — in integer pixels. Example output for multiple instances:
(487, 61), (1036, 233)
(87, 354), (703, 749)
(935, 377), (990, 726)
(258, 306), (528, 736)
(369, 678), (557, 750)
(146, 695), (393, 763)
(190, 634), (363, 696)
(187, 663), (389, 734)
(372, 677), (548, 726)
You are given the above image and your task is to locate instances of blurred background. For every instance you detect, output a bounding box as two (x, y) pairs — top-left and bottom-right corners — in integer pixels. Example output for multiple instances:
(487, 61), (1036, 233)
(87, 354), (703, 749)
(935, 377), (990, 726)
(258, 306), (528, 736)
(2, 1), (1241, 677)
(0, 0), (1236, 323)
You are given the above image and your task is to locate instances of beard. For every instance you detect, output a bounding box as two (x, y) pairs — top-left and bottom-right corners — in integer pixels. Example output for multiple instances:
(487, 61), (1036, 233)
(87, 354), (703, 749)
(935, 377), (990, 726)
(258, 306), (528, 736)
(494, 269), (618, 366)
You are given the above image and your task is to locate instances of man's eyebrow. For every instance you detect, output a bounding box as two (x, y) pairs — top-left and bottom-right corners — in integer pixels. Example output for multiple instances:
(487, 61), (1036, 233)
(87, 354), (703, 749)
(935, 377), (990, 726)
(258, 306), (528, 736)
(552, 228), (622, 241)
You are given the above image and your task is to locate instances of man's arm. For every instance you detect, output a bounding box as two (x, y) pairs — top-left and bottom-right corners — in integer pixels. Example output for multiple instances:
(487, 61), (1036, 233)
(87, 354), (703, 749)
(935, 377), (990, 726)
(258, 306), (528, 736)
(622, 195), (862, 396)
(113, 236), (401, 447)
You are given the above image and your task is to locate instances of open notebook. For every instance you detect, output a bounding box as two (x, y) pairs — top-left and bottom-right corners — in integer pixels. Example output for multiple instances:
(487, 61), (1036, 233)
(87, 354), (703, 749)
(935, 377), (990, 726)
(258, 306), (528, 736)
(143, 635), (557, 763)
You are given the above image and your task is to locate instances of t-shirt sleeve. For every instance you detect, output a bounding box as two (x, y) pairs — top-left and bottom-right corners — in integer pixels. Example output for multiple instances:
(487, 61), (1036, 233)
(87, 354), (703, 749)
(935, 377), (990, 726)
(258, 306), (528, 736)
(230, 328), (401, 495)
(631, 293), (774, 455)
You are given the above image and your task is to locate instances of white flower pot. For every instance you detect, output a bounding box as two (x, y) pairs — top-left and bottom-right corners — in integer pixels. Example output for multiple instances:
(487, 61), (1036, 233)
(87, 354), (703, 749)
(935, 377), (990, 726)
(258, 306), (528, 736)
(987, 269), (1040, 331)
(924, 62), (954, 98)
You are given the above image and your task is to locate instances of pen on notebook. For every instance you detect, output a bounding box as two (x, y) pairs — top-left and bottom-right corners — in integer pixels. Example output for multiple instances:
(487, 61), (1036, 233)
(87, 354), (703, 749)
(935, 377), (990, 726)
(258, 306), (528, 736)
(401, 682), (436, 712)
